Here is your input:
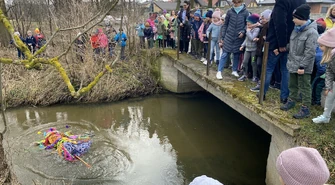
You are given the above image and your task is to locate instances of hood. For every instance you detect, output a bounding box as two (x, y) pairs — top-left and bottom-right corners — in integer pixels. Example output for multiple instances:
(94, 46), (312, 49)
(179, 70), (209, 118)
(303, 20), (317, 32)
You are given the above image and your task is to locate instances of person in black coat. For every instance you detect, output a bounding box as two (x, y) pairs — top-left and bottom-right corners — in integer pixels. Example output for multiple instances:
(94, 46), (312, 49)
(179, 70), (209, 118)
(260, 0), (306, 103)
(25, 30), (37, 54)
(179, 17), (191, 53)
(143, 22), (154, 49)
(178, 0), (190, 53)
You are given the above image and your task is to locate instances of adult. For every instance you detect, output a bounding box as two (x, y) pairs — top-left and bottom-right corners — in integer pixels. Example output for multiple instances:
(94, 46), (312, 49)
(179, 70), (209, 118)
(178, 1), (191, 53)
(260, 0), (306, 103)
(218, 0), (249, 78)
(325, 4), (335, 30)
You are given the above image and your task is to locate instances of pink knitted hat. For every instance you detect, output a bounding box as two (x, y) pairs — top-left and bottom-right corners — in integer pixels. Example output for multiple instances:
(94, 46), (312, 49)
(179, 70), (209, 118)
(276, 147), (330, 185)
(212, 10), (221, 19)
(318, 27), (335, 48)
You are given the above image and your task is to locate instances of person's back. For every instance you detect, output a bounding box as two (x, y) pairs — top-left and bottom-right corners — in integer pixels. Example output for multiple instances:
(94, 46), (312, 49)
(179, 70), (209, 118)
(267, 0), (306, 50)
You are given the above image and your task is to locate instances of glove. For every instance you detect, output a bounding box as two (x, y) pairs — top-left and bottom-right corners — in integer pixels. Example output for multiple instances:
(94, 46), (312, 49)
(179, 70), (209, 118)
(320, 74), (326, 79)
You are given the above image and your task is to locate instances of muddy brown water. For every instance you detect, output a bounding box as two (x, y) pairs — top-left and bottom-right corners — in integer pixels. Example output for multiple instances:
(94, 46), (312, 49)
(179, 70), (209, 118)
(2, 93), (270, 185)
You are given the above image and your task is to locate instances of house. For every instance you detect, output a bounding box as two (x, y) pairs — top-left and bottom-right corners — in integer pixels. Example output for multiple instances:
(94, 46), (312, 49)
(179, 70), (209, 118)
(152, 2), (178, 13)
(245, 0), (258, 7)
(200, 0), (258, 8)
(258, 0), (335, 13)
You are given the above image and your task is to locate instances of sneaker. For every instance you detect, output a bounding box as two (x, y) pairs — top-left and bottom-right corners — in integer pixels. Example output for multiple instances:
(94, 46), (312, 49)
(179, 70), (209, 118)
(203, 60), (208, 65)
(238, 75), (247, 82)
(280, 99), (295, 111)
(252, 77), (258, 83)
(200, 57), (206, 62)
(312, 115), (330, 124)
(293, 106), (310, 119)
(312, 101), (321, 106)
(269, 83), (280, 90)
(250, 84), (260, 92)
(232, 71), (239, 77)
(216, 71), (223, 80)
(280, 98), (288, 104)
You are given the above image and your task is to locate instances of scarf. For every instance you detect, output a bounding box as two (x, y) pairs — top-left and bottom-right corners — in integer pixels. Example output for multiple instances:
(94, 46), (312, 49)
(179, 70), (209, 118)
(233, 4), (244, 14)
(294, 20), (311, 32)
(213, 20), (223, 26)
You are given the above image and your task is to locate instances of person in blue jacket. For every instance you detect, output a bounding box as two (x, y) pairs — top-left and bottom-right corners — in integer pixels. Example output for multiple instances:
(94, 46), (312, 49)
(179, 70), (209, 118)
(11, 32), (26, 59)
(311, 20), (327, 106)
(136, 21), (145, 49)
(114, 28), (127, 60)
(25, 30), (37, 53)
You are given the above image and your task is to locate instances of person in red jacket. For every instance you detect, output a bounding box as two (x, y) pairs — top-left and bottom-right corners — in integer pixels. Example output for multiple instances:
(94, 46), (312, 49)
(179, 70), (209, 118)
(34, 28), (46, 50)
(90, 30), (100, 54)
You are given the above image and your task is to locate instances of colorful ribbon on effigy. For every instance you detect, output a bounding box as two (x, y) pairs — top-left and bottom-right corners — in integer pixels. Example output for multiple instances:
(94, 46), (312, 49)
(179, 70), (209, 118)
(36, 127), (93, 168)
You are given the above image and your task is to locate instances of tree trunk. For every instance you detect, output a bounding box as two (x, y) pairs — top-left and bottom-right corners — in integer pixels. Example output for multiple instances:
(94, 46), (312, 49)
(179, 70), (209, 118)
(0, 0), (10, 47)
(190, 0), (194, 9)
(176, 0), (181, 10)
(208, 0), (213, 8)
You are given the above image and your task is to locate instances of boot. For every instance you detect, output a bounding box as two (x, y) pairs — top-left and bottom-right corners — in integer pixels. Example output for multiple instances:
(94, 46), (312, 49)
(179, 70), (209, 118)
(293, 106), (310, 119)
(280, 99), (295, 111)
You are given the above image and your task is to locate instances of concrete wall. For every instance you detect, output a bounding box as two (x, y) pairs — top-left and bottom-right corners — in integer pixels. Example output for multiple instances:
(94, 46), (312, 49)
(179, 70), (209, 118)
(159, 55), (298, 185)
(158, 57), (204, 93)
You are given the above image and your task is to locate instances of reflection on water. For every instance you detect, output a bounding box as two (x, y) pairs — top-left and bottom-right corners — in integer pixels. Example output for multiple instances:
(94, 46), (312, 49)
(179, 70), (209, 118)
(2, 93), (270, 185)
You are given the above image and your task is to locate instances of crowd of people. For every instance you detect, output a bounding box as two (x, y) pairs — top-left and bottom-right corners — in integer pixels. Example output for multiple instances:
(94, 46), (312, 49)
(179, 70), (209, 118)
(134, 0), (335, 121)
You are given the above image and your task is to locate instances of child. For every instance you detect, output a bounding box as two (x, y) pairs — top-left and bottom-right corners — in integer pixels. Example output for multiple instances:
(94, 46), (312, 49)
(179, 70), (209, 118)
(206, 11), (222, 70)
(311, 18), (327, 106)
(198, 13), (211, 65)
(250, 9), (272, 92)
(280, 4), (319, 119)
(312, 27), (335, 123)
(191, 10), (203, 59)
(114, 28), (127, 60)
(325, 4), (335, 30)
(135, 21), (145, 49)
(144, 22), (154, 49)
(11, 32), (26, 59)
(217, 0), (249, 79)
(26, 30), (37, 53)
(157, 16), (166, 48)
(34, 28), (46, 50)
(179, 16), (191, 53)
(276, 147), (329, 185)
(238, 13), (260, 82)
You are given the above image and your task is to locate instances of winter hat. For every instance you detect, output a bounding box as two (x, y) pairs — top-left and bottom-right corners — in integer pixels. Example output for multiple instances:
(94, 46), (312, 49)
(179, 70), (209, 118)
(246, 13), (260, 24)
(14, 32), (20, 36)
(318, 27), (335, 48)
(189, 175), (223, 185)
(316, 18), (326, 34)
(163, 9), (167, 14)
(212, 10), (221, 19)
(261, 9), (272, 20)
(194, 10), (201, 18)
(207, 8), (213, 12)
(293, 4), (311, 21)
(206, 11), (213, 18)
(35, 28), (40, 34)
(165, 13), (171, 19)
(276, 147), (330, 185)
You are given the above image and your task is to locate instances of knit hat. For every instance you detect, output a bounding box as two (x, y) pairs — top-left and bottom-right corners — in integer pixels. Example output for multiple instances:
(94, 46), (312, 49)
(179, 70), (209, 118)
(35, 28), (40, 34)
(276, 147), (330, 185)
(14, 32), (20, 36)
(194, 10), (201, 18)
(293, 4), (311, 20)
(261, 9), (272, 20)
(212, 10), (221, 19)
(206, 11), (213, 18)
(316, 18), (326, 35)
(246, 13), (260, 24)
(189, 175), (223, 185)
(318, 27), (335, 48)
(207, 8), (213, 12)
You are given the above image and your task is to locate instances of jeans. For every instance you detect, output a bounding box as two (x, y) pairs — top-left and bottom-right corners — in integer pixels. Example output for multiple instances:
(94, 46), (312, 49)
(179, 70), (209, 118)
(210, 37), (220, 61)
(263, 51), (289, 101)
(273, 59), (282, 84)
(203, 43), (208, 58)
(256, 54), (263, 78)
(218, 51), (240, 72)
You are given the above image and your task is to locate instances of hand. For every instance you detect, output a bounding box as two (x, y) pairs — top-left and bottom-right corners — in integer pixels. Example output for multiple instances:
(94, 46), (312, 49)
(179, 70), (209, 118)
(203, 34), (206, 37)
(324, 89), (332, 96)
(219, 43), (223, 47)
(180, 23), (183, 27)
(279, 47), (287, 52)
(247, 28), (251, 32)
(273, 49), (279, 56)
(263, 36), (266, 40)
(238, 32), (244, 38)
(187, 36), (189, 39)
(297, 69), (305, 75)
(239, 46), (244, 51)
(253, 38), (259, 42)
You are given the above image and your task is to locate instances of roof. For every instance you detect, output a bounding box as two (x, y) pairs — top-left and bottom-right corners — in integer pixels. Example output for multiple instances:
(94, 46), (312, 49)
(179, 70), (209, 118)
(154, 2), (178, 11)
(245, 0), (258, 6)
(259, 0), (335, 5)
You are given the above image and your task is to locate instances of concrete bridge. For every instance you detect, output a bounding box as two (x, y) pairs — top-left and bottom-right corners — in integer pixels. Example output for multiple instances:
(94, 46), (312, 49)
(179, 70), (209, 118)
(158, 51), (301, 185)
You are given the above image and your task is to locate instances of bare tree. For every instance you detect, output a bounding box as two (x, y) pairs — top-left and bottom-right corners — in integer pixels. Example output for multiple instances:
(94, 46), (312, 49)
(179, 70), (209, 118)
(208, 0), (213, 8)
(0, 0), (11, 47)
